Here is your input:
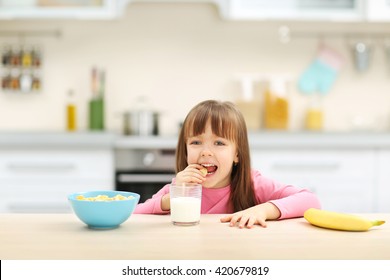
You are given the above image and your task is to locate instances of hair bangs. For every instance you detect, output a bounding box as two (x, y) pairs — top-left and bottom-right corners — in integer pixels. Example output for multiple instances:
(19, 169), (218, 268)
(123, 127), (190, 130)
(184, 102), (238, 142)
(209, 110), (237, 142)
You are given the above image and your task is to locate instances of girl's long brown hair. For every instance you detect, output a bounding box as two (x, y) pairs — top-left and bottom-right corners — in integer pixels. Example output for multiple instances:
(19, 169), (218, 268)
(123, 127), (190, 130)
(176, 100), (257, 212)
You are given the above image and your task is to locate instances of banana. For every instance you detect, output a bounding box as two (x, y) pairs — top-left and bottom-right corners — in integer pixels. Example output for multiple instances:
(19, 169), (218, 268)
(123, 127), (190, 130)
(200, 167), (207, 176)
(304, 208), (385, 232)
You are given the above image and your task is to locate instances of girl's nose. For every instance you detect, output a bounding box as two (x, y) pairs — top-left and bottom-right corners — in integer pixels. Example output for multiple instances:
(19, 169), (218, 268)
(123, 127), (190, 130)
(201, 147), (213, 157)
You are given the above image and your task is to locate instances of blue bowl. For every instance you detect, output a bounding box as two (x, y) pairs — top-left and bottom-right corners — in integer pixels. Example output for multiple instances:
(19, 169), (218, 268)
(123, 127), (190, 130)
(68, 190), (140, 229)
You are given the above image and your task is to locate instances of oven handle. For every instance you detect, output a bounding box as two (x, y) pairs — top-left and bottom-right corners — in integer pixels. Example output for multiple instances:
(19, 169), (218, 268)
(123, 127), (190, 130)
(118, 174), (174, 183)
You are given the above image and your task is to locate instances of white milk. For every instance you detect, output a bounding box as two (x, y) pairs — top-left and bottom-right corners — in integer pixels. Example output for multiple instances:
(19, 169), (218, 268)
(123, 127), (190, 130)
(170, 197), (201, 224)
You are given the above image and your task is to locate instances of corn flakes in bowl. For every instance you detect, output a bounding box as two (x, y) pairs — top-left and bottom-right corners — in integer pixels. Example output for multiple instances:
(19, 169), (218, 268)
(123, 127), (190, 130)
(68, 190), (140, 229)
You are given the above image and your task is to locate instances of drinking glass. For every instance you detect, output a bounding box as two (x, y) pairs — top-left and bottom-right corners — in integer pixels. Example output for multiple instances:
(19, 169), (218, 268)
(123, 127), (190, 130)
(170, 183), (202, 226)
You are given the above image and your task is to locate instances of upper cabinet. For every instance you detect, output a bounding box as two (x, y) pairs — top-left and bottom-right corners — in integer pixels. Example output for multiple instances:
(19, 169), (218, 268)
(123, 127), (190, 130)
(214, 0), (390, 22)
(365, 0), (390, 22)
(214, 0), (363, 21)
(0, 0), (129, 20)
(1, 0), (390, 22)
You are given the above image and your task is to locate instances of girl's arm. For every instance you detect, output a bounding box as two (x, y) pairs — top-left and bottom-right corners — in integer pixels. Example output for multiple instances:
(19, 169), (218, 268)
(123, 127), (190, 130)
(133, 184), (170, 214)
(220, 170), (321, 228)
(251, 169), (321, 219)
(137, 165), (206, 214)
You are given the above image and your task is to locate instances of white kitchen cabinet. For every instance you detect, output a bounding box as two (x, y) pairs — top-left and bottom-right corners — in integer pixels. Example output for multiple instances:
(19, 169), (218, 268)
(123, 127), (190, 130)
(0, 0), (127, 20)
(0, 148), (114, 213)
(215, 0), (365, 21)
(377, 150), (390, 212)
(251, 149), (377, 213)
(365, 0), (390, 22)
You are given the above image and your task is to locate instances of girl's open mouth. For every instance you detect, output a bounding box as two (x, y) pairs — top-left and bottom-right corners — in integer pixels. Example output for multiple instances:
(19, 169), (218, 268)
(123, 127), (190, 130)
(201, 163), (218, 174)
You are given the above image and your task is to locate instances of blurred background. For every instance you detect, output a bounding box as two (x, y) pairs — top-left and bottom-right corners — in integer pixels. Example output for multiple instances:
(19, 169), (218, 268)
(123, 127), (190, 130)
(1, 0), (390, 214)
(1, 0), (390, 133)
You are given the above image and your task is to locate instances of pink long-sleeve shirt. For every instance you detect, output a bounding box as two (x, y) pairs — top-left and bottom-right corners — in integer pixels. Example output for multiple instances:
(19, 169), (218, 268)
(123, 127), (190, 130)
(134, 169), (321, 219)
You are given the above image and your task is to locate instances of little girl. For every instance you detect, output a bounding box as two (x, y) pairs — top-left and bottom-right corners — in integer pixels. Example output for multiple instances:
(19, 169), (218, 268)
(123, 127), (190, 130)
(134, 100), (321, 228)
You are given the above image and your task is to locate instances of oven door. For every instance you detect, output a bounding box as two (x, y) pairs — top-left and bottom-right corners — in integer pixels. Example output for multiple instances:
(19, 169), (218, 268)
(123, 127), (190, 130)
(115, 170), (174, 203)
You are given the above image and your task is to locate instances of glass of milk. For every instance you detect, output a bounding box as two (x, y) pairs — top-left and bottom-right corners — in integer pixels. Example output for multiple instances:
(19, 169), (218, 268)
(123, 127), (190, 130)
(170, 183), (202, 226)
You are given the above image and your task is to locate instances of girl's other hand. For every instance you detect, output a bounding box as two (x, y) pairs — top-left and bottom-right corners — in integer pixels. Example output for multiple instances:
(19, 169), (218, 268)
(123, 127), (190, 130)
(175, 164), (206, 185)
(220, 203), (280, 229)
(220, 208), (267, 229)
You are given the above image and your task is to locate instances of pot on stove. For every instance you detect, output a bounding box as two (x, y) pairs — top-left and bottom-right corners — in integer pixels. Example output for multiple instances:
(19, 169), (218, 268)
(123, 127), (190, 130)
(123, 110), (159, 136)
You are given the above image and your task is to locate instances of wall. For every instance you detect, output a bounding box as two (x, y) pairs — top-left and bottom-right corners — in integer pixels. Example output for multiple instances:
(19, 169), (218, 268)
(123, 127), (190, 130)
(1, 2), (390, 135)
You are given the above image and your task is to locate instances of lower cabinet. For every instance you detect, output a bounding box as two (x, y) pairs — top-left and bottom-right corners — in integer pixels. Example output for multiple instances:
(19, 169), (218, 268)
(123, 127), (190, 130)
(377, 150), (390, 213)
(251, 149), (377, 213)
(0, 148), (114, 213)
(1, 136), (388, 214)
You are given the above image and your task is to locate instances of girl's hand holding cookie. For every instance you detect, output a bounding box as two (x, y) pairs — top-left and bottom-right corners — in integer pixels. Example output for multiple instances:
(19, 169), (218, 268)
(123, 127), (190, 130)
(175, 164), (207, 185)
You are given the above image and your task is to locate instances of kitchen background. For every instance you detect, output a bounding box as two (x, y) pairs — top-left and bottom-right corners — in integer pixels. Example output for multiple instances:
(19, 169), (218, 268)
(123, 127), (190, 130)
(1, 1), (390, 214)
(1, 0), (390, 135)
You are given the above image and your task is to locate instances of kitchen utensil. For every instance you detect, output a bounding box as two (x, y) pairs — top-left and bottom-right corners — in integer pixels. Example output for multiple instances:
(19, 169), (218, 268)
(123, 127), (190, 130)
(123, 110), (159, 136)
(352, 41), (372, 72)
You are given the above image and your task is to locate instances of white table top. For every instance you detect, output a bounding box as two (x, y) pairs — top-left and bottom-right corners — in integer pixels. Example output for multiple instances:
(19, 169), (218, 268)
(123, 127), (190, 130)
(0, 213), (389, 260)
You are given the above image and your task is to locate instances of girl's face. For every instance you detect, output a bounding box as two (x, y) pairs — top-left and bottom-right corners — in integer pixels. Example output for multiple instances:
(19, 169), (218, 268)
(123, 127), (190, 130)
(186, 121), (238, 189)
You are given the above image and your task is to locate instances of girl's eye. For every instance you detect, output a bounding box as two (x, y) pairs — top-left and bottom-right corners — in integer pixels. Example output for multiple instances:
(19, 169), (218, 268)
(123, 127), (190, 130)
(215, 140), (225, 146)
(189, 140), (201, 145)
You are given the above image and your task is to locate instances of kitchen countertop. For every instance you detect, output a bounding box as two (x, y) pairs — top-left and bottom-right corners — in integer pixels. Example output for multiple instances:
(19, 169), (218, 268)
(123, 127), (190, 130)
(247, 131), (390, 149)
(0, 213), (389, 260)
(115, 132), (390, 149)
(115, 135), (178, 149)
(3, 131), (390, 149)
(0, 131), (116, 148)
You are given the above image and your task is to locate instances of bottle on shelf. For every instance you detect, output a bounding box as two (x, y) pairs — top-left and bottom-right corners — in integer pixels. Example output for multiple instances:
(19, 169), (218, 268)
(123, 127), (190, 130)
(1, 69), (10, 90)
(264, 77), (289, 130)
(66, 89), (77, 131)
(2, 45), (11, 66)
(31, 45), (42, 67)
(1, 44), (42, 94)
(10, 68), (20, 90)
(21, 45), (32, 68)
(19, 69), (32, 93)
(31, 69), (41, 91)
(234, 74), (262, 131)
(89, 67), (105, 130)
(305, 94), (323, 131)
(10, 46), (21, 67)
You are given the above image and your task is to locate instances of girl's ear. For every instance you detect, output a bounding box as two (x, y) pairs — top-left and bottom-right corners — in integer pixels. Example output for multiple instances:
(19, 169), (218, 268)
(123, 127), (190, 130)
(234, 153), (239, 164)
